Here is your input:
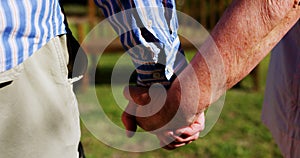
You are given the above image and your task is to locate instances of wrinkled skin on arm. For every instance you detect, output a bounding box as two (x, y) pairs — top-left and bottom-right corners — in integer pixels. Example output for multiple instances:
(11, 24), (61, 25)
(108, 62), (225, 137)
(124, 0), (300, 133)
(209, 0), (300, 90)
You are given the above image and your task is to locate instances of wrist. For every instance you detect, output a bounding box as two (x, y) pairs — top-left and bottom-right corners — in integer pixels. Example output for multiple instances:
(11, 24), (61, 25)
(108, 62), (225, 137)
(135, 63), (171, 87)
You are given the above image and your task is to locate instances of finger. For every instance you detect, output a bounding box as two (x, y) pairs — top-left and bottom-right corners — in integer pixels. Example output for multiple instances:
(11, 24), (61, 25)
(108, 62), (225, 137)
(175, 124), (202, 138)
(156, 131), (176, 148)
(161, 139), (190, 149)
(121, 104), (137, 138)
(160, 141), (176, 150)
(123, 101), (137, 116)
(175, 112), (205, 137)
(160, 140), (184, 150)
(171, 142), (187, 148)
(158, 131), (197, 150)
(169, 133), (199, 148)
(121, 112), (137, 137)
(161, 142), (186, 150)
(156, 131), (174, 143)
(123, 85), (151, 105)
(172, 132), (200, 143)
(156, 131), (188, 150)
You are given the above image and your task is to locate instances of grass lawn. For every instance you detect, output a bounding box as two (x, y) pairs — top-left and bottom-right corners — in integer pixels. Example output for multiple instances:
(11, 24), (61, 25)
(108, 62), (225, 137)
(78, 51), (282, 158)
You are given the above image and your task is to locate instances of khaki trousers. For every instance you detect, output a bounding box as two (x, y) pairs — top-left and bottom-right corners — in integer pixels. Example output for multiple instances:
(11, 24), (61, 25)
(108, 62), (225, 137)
(0, 35), (80, 158)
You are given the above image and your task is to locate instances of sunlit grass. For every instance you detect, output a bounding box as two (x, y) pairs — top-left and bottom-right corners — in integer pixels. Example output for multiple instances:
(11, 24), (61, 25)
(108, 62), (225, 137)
(79, 52), (282, 158)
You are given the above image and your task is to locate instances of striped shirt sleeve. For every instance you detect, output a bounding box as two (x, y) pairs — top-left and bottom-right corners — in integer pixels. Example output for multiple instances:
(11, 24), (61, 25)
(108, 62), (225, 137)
(94, 0), (187, 87)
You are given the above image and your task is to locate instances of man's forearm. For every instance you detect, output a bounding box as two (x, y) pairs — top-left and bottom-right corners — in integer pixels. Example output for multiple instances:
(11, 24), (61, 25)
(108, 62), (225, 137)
(166, 0), (300, 127)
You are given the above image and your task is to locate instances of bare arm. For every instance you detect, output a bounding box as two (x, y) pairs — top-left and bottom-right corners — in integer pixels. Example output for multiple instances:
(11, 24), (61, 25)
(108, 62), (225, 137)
(134, 0), (300, 131)
(188, 0), (300, 110)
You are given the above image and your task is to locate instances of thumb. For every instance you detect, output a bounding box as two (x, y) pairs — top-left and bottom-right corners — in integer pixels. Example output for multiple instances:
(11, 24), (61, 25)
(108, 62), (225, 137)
(123, 85), (150, 105)
(121, 102), (138, 137)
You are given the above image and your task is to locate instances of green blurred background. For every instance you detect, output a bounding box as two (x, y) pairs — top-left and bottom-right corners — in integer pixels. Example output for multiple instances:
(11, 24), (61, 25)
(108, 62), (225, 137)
(61, 0), (282, 157)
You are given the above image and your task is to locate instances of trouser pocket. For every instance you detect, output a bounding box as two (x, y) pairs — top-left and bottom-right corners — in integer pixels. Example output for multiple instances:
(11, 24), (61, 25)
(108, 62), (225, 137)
(0, 81), (12, 88)
(0, 63), (23, 88)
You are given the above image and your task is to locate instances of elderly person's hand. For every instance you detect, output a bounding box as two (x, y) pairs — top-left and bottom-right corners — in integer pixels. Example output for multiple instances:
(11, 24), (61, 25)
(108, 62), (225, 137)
(121, 84), (205, 149)
(156, 112), (205, 150)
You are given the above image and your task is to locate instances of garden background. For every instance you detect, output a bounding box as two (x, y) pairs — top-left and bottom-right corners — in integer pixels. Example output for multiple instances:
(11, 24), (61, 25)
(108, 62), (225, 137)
(61, 0), (282, 157)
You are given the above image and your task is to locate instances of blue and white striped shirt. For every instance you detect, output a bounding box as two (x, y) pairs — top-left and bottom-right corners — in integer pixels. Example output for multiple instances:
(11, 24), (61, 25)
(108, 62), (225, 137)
(95, 0), (187, 86)
(0, 0), (66, 73)
(1, 0), (186, 86)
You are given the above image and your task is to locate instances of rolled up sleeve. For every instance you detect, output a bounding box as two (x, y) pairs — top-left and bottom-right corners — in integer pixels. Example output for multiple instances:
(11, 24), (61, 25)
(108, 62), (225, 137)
(95, 0), (187, 87)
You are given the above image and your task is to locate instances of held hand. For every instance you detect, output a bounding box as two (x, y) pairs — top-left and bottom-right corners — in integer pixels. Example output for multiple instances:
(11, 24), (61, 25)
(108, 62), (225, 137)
(122, 85), (180, 132)
(121, 101), (137, 138)
(122, 85), (167, 136)
(121, 85), (205, 149)
(156, 112), (205, 150)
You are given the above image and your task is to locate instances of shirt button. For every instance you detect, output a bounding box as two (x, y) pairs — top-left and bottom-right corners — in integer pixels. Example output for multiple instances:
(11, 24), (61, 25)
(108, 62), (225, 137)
(153, 72), (161, 79)
(148, 20), (152, 27)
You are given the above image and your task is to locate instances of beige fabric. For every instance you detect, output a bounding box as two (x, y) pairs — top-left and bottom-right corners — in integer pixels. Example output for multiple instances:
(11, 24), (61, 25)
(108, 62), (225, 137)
(262, 21), (300, 158)
(0, 35), (80, 158)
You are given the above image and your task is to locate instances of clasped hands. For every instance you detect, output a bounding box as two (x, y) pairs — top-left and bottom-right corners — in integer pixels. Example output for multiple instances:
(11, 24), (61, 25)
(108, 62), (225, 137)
(121, 82), (205, 150)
